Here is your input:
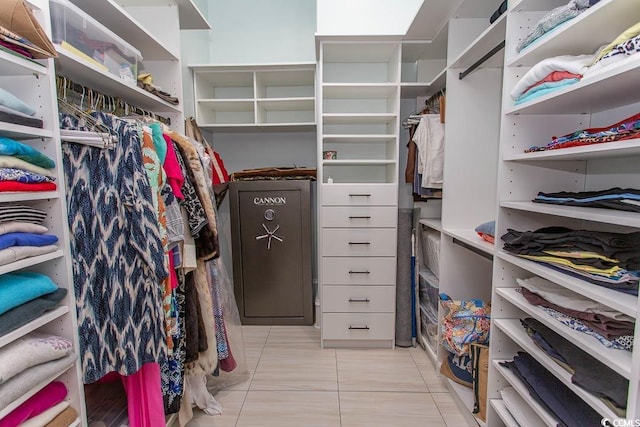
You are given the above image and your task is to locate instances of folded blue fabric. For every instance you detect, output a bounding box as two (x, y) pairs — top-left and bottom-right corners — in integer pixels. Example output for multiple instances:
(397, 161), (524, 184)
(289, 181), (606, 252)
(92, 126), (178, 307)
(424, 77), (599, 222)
(475, 220), (496, 237)
(0, 137), (55, 169)
(0, 88), (36, 116)
(515, 79), (580, 105)
(0, 232), (58, 250)
(0, 168), (54, 183)
(0, 272), (58, 315)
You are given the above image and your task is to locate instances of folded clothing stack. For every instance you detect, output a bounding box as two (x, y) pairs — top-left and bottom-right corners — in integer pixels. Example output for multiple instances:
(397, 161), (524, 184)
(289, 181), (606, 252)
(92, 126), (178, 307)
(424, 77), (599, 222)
(534, 187), (640, 213)
(0, 137), (56, 191)
(501, 226), (640, 295)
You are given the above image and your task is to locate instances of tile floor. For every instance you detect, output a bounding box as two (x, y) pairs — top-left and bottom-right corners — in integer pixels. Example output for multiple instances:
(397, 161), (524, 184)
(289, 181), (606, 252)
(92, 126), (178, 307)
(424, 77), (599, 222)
(186, 326), (472, 427)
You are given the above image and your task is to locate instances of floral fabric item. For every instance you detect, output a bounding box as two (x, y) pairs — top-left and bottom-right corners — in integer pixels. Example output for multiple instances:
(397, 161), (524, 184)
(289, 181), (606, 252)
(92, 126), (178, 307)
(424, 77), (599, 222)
(440, 293), (491, 356)
(0, 168), (54, 183)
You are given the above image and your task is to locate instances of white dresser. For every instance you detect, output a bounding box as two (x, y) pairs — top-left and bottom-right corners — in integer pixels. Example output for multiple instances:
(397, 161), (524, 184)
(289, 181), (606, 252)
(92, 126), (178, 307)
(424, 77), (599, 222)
(317, 40), (401, 348)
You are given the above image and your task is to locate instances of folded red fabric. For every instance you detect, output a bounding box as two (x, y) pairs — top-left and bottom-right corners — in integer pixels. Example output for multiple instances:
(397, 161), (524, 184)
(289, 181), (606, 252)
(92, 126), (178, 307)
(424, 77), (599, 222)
(0, 381), (67, 427)
(0, 181), (56, 192)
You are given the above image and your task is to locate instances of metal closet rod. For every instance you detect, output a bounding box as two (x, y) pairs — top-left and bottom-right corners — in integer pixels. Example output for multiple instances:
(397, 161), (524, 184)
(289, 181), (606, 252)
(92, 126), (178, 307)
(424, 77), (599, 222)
(452, 237), (494, 261)
(55, 75), (171, 125)
(458, 40), (506, 80)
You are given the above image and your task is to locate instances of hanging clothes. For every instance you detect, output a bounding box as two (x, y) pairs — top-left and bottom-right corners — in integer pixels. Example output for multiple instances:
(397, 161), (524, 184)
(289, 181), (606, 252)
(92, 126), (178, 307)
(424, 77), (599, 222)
(60, 111), (168, 384)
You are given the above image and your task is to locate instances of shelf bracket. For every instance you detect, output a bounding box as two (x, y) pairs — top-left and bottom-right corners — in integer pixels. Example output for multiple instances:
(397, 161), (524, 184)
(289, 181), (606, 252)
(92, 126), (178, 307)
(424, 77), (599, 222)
(458, 40), (505, 80)
(452, 238), (493, 261)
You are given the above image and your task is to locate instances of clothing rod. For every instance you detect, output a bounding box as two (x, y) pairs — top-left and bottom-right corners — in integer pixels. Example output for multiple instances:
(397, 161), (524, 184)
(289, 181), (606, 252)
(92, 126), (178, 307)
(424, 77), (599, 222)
(452, 237), (494, 261)
(458, 40), (505, 80)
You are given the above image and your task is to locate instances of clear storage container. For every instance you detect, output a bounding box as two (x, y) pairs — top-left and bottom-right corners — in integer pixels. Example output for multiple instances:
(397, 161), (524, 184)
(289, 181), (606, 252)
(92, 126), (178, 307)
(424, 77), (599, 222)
(50, 0), (142, 84)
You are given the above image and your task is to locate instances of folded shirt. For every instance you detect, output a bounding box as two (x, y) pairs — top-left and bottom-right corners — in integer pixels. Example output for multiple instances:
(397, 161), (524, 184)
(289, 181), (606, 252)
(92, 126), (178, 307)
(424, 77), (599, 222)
(0, 244), (58, 266)
(510, 53), (595, 101)
(0, 88), (36, 116)
(0, 232), (58, 250)
(0, 105), (43, 129)
(0, 138), (55, 169)
(0, 271), (58, 316)
(587, 33), (640, 77)
(0, 156), (54, 177)
(0, 381), (67, 427)
(0, 167), (54, 183)
(0, 288), (66, 338)
(0, 334), (72, 384)
(515, 78), (580, 105)
(0, 204), (47, 225)
(0, 221), (47, 235)
(20, 401), (70, 427)
(593, 21), (640, 64)
(0, 181), (56, 192)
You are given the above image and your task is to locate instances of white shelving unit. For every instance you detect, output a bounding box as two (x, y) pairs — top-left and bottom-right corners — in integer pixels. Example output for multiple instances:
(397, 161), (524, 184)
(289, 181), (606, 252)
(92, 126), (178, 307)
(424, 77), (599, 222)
(318, 40), (400, 348)
(0, 0), (87, 423)
(487, 0), (640, 424)
(191, 63), (316, 130)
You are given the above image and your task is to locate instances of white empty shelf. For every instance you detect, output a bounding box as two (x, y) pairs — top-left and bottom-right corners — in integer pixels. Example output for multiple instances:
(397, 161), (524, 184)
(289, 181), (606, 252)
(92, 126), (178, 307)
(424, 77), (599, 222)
(0, 49), (47, 76)
(419, 218), (443, 232)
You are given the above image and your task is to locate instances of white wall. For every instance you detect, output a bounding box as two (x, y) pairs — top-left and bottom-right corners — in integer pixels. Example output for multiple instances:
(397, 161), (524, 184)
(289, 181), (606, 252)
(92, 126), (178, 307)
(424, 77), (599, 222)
(317, 0), (423, 36)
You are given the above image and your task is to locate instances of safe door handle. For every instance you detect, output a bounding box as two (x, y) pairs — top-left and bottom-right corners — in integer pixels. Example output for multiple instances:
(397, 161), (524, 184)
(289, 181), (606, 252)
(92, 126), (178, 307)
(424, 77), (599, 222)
(348, 242), (370, 245)
(348, 216), (371, 219)
(348, 270), (370, 274)
(348, 325), (370, 330)
(348, 298), (370, 303)
(348, 194), (371, 197)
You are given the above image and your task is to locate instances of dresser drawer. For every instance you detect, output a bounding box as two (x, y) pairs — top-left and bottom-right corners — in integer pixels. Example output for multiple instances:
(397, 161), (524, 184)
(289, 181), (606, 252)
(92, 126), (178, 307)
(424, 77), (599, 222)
(323, 286), (395, 313)
(322, 206), (397, 228)
(322, 228), (397, 256)
(322, 313), (395, 340)
(322, 184), (396, 206)
(322, 257), (396, 285)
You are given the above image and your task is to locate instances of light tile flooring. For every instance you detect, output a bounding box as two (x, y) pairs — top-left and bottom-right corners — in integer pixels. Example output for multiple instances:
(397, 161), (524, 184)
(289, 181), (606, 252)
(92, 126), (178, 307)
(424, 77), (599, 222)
(186, 326), (471, 427)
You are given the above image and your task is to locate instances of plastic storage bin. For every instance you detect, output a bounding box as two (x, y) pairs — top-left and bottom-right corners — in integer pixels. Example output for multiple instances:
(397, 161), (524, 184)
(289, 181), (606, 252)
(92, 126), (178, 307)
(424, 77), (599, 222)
(50, 0), (142, 83)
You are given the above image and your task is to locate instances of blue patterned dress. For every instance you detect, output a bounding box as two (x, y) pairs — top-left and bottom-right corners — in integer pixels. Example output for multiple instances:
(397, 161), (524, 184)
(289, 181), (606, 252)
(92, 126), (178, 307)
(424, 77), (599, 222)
(60, 112), (168, 383)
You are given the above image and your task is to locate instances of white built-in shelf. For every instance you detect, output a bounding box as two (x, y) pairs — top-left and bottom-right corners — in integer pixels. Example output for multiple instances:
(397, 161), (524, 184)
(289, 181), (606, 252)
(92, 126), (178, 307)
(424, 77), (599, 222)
(68, 0), (179, 60)
(0, 250), (64, 277)
(508, 0), (640, 67)
(494, 361), (558, 427)
(490, 399), (519, 427)
(0, 361), (75, 419)
(495, 250), (637, 318)
(419, 218), (443, 232)
(505, 138), (640, 161)
(442, 228), (495, 256)
(322, 159), (395, 166)
(0, 305), (68, 349)
(501, 200), (640, 228)
(55, 47), (181, 113)
(323, 134), (396, 143)
(0, 49), (47, 76)
(400, 67), (447, 98)
(257, 98), (315, 110)
(429, 68), (447, 92)
(494, 318), (621, 420)
(0, 191), (59, 203)
(0, 123), (53, 140)
(199, 123), (316, 132)
(506, 55), (640, 115)
(322, 113), (396, 125)
(69, 419), (81, 427)
(323, 84), (397, 98)
(496, 287), (632, 378)
(448, 13), (507, 70)
(198, 99), (254, 112)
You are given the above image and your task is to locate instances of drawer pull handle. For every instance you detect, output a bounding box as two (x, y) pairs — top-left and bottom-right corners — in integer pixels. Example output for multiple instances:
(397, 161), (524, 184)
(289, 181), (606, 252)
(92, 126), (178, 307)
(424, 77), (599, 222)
(348, 242), (371, 245)
(349, 194), (371, 197)
(348, 216), (371, 219)
(348, 298), (370, 303)
(348, 270), (370, 274)
(348, 325), (370, 330)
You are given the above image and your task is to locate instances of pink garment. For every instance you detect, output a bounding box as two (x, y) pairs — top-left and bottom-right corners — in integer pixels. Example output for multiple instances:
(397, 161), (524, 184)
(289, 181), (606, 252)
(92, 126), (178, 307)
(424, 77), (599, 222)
(524, 70), (583, 94)
(0, 381), (67, 427)
(120, 363), (165, 427)
(162, 134), (185, 199)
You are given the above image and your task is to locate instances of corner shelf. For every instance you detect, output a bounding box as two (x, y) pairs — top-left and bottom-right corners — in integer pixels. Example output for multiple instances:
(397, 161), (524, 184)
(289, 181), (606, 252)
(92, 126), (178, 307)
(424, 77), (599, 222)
(496, 287), (632, 378)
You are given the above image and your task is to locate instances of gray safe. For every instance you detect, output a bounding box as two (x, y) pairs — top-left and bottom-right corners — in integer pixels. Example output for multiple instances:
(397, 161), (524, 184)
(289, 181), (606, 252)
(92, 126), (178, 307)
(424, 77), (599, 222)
(229, 180), (313, 325)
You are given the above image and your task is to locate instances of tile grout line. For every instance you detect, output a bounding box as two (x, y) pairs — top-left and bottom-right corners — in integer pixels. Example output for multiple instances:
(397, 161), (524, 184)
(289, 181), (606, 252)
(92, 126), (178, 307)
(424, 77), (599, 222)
(409, 347), (433, 393)
(335, 349), (342, 427)
(235, 326), (271, 427)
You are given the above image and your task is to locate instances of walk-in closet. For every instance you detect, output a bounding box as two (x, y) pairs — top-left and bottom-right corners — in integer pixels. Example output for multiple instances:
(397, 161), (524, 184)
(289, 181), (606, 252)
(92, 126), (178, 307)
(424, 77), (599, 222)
(0, 0), (638, 426)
